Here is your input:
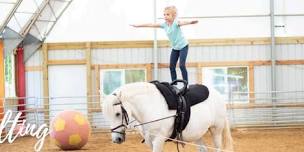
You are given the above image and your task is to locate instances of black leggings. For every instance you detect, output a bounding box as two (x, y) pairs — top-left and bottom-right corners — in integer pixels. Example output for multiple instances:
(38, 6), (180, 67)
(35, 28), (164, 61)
(169, 45), (188, 82)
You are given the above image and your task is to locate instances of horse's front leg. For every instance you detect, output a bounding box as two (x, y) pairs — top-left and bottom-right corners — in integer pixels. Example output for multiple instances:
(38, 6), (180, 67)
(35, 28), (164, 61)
(195, 137), (208, 152)
(143, 132), (153, 149)
(152, 136), (166, 152)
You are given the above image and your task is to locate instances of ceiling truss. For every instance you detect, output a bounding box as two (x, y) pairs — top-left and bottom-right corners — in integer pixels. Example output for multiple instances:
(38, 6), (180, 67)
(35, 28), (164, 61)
(0, 0), (73, 60)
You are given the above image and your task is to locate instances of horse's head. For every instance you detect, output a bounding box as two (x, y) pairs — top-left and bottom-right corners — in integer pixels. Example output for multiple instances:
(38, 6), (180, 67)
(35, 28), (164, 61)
(103, 92), (129, 144)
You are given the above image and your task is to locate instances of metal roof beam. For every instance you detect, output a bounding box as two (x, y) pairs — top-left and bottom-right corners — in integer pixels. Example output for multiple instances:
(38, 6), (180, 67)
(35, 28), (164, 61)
(20, 0), (52, 37)
(2, 0), (73, 60)
(0, 0), (23, 34)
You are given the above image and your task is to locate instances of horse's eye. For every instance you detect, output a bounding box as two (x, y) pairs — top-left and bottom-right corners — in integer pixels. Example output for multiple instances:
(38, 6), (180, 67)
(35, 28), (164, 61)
(115, 113), (121, 117)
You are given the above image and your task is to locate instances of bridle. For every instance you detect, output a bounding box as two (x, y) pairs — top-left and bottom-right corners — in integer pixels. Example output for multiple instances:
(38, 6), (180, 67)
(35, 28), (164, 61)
(110, 93), (129, 135)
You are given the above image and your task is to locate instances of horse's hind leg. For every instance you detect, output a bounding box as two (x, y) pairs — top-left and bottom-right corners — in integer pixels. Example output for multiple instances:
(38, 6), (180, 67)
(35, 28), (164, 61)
(195, 137), (208, 152)
(210, 127), (223, 152)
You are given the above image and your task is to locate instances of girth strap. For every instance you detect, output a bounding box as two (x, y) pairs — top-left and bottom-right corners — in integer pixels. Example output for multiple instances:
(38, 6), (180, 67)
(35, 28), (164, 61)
(169, 95), (188, 140)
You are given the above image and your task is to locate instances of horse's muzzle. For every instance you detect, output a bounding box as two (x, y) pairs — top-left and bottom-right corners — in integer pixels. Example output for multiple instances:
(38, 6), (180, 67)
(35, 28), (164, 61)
(113, 136), (125, 144)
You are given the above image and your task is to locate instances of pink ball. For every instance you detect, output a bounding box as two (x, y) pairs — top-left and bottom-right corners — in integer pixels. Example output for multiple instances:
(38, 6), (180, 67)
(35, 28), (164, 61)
(50, 110), (91, 150)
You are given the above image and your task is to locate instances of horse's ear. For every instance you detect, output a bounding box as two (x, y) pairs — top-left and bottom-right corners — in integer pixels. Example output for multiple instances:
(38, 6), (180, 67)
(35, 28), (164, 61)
(117, 91), (123, 99)
(113, 90), (123, 99)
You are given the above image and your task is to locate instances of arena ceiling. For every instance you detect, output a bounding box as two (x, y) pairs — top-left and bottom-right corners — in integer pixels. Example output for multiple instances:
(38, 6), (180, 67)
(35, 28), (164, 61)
(0, 0), (73, 59)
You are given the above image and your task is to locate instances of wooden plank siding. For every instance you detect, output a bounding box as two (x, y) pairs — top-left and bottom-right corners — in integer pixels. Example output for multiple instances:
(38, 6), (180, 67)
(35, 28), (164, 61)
(42, 44), (49, 123)
(25, 60), (304, 71)
(46, 37), (304, 50)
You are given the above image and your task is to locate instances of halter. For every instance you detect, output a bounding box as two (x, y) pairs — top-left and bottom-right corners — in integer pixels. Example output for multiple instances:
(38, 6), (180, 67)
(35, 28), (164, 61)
(110, 93), (129, 135)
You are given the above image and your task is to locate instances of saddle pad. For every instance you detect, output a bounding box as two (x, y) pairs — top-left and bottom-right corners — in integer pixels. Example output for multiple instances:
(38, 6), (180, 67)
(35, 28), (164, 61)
(151, 81), (209, 110)
(184, 84), (209, 106)
(151, 81), (178, 110)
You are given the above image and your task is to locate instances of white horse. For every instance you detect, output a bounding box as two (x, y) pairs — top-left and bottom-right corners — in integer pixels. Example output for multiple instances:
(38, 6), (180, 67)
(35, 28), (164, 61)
(102, 82), (233, 152)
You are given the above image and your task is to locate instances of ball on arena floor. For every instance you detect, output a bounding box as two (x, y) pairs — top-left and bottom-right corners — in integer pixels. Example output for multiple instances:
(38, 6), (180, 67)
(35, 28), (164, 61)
(50, 110), (91, 150)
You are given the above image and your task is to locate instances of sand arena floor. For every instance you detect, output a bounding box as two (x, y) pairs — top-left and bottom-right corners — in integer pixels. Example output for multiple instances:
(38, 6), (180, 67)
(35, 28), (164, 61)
(0, 128), (304, 152)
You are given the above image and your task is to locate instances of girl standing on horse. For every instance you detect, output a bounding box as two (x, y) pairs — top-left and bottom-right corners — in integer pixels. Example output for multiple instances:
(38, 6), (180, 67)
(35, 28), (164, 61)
(131, 5), (198, 82)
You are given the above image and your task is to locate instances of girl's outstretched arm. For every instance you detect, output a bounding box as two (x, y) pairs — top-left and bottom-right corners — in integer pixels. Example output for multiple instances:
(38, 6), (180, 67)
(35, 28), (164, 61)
(178, 20), (199, 26)
(130, 23), (161, 28)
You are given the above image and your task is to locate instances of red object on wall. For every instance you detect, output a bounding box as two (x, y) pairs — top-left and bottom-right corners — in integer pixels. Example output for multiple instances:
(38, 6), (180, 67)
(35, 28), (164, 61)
(16, 47), (26, 119)
(0, 40), (4, 120)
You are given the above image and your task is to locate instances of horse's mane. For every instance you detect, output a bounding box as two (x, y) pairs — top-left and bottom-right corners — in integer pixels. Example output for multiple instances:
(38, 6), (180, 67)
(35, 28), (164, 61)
(119, 82), (156, 100)
(102, 82), (157, 118)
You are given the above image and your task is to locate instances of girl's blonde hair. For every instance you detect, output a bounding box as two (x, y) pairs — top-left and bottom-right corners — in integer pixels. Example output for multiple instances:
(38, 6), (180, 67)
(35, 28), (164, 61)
(164, 5), (177, 17)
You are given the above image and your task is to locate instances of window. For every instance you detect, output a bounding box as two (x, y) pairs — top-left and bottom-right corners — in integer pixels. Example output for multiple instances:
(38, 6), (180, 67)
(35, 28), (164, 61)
(100, 69), (146, 95)
(203, 66), (249, 102)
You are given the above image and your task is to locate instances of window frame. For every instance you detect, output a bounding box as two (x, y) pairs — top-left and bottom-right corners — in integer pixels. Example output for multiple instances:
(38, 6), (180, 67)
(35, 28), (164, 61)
(202, 66), (250, 103)
(100, 68), (147, 96)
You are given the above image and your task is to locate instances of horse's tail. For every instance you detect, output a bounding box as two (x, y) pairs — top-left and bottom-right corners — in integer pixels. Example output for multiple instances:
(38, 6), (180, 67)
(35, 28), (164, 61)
(223, 117), (234, 151)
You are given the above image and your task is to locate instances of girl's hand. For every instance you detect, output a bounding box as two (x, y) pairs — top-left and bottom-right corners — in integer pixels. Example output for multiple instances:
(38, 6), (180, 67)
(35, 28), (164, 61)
(130, 24), (139, 27)
(191, 20), (199, 24)
(129, 23), (161, 28)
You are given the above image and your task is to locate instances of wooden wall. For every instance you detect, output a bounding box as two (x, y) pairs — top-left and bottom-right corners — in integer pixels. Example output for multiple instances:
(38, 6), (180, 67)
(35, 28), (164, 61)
(25, 37), (304, 112)
(21, 37), (304, 128)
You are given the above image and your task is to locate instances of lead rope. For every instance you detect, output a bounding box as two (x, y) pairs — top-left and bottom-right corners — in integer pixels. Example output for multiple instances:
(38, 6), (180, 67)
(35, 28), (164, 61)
(133, 114), (176, 128)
